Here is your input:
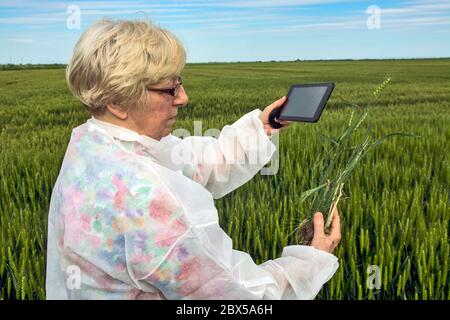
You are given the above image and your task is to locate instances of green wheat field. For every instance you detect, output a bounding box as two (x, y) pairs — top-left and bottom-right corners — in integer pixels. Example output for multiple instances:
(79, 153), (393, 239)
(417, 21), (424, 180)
(0, 59), (448, 300)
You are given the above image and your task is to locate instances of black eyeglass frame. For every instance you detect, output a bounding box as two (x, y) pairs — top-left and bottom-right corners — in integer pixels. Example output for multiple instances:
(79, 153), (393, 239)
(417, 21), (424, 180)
(146, 76), (183, 97)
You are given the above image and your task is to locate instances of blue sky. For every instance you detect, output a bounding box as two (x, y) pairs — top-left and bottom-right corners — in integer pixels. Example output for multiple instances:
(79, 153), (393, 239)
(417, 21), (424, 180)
(1, 0), (449, 63)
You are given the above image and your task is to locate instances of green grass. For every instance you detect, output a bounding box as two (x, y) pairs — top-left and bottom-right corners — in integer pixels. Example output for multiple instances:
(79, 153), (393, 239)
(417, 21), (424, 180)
(0, 59), (449, 300)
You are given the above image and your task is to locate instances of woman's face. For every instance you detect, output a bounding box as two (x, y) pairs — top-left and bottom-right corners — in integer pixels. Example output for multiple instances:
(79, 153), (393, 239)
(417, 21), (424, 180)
(130, 76), (188, 140)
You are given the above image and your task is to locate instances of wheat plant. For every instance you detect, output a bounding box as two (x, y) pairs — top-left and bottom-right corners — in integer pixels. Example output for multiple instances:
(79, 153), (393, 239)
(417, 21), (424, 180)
(293, 77), (421, 245)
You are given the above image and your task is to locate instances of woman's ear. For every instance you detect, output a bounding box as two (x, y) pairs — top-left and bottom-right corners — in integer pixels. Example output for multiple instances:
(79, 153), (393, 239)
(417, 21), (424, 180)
(106, 103), (128, 120)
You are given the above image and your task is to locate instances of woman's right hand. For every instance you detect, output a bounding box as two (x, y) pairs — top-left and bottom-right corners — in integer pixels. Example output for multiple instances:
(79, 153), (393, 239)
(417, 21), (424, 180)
(310, 203), (341, 253)
(259, 96), (292, 136)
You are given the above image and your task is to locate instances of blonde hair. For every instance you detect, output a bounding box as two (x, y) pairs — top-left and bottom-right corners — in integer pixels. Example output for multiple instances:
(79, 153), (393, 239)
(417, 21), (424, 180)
(66, 18), (186, 115)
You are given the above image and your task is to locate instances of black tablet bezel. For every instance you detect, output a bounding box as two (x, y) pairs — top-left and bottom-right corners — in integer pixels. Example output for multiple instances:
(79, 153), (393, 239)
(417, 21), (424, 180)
(277, 82), (335, 123)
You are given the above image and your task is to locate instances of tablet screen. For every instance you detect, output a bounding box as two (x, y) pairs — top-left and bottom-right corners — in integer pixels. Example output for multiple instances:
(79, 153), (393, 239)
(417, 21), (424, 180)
(280, 84), (334, 121)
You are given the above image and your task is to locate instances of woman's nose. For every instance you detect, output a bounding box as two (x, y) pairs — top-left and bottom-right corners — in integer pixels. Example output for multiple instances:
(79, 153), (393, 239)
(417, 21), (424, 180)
(174, 85), (188, 107)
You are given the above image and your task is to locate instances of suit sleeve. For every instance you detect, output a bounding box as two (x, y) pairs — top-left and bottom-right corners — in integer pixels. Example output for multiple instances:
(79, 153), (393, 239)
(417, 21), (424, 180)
(122, 184), (339, 300)
(168, 109), (277, 199)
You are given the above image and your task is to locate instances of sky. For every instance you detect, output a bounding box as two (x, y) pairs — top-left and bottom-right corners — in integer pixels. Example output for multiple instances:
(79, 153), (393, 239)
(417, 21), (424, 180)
(1, 0), (449, 63)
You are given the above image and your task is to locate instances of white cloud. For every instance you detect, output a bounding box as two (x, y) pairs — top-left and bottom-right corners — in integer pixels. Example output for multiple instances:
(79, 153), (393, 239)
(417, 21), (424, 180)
(379, 3), (450, 16)
(193, 12), (450, 35)
(78, 8), (191, 16)
(207, 0), (359, 8)
(0, 16), (66, 25)
(9, 38), (34, 43)
(0, 0), (359, 11)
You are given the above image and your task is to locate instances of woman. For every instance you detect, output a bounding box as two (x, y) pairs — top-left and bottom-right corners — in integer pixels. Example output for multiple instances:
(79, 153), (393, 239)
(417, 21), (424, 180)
(46, 18), (341, 300)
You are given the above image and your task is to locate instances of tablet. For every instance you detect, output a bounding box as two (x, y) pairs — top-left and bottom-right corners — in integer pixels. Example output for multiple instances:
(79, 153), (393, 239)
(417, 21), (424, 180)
(271, 83), (334, 126)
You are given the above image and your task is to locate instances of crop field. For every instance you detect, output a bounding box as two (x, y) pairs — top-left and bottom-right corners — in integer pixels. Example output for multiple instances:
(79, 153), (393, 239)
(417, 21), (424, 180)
(0, 59), (448, 300)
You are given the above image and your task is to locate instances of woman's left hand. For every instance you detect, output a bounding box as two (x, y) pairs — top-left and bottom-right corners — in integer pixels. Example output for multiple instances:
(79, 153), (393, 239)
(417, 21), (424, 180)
(259, 96), (293, 136)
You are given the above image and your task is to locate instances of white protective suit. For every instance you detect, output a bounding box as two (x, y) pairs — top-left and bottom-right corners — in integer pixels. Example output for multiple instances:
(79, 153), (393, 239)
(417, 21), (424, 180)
(46, 108), (339, 300)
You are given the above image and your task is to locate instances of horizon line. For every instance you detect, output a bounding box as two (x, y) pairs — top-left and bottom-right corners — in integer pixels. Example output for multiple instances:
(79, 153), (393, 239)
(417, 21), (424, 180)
(1, 56), (450, 67)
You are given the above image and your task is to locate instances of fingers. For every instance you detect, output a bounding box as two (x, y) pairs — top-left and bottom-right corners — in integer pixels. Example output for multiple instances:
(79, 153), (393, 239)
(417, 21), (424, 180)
(310, 206), (341, 253)
(278, 95), (287, 104)
(312, 212), (325, 238)
(329, 204), (341, 242)
(266, 96), (293, 131)
(275, 119), (291, 125)
(277, 121), (292, 129)
(270, 96), (286, 109)
(274, 118), (292, 130)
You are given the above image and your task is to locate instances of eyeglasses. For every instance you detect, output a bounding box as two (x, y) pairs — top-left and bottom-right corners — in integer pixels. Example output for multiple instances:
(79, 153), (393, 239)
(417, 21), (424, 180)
(146, 76), (183, 97)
